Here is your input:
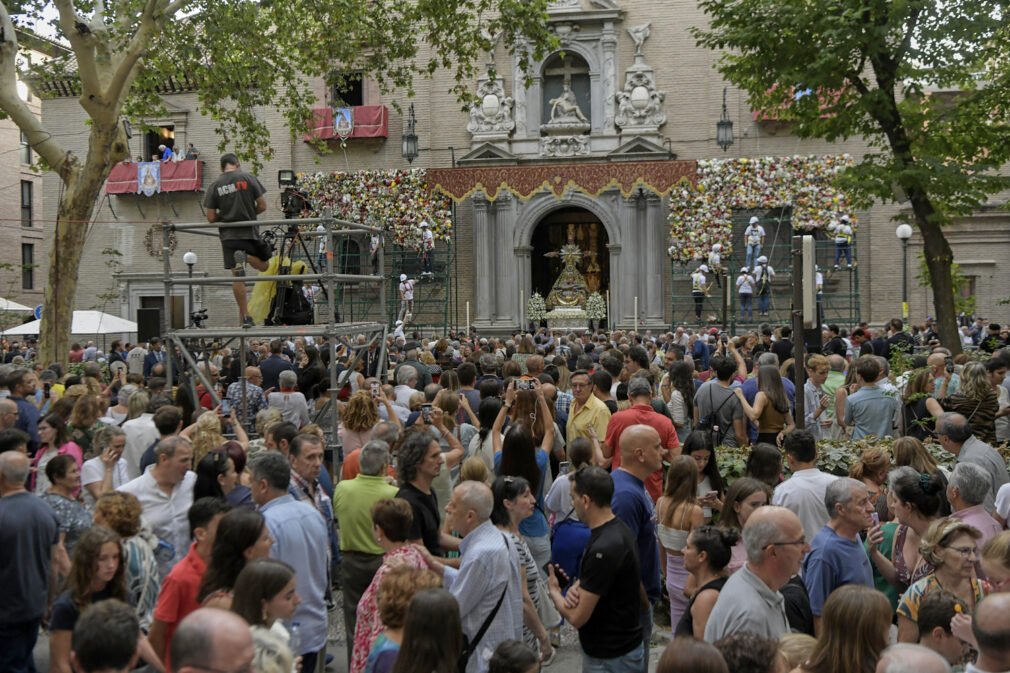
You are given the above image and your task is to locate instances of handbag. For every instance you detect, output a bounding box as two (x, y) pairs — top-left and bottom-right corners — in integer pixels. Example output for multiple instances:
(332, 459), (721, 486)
(457, 534), (510, 673)
(536, 575), (561, 629)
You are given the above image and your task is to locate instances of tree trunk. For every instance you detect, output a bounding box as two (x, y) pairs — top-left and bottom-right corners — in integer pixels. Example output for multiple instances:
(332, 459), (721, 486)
(37, 123), (128, 366)
(907, 188), (961, 355)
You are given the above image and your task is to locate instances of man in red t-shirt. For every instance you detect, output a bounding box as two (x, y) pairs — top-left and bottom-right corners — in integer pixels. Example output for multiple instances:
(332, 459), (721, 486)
(603, 376), (680, 501)
(147, 498), (228, 669)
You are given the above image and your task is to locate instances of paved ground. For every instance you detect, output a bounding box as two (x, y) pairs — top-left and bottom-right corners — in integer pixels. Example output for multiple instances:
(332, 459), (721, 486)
(32, 591), (672, 672)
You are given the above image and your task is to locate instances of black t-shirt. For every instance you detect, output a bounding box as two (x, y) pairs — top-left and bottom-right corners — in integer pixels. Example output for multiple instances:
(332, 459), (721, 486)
(823, 337), (846, 357)
(781, 575), (814, 636)
(577, 517), (643, 659)
(203, 170), (266, 239)
(675, 576), (727, 637)
(50, 587), (115, 632)
(396, 482), (443, 557)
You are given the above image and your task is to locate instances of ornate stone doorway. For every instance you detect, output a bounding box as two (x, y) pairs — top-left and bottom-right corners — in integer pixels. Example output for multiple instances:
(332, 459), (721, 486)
(530, 207), (610, 306)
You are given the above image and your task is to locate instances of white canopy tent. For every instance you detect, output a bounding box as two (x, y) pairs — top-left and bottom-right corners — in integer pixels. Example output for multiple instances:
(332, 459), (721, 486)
(1, 310), (138, 335)
(0, 297), (33, 312)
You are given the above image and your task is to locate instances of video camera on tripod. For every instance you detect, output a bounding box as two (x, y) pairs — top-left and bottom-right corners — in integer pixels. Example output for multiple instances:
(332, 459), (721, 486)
(278, 170), (309, 219)
(189, 308), (208, 328)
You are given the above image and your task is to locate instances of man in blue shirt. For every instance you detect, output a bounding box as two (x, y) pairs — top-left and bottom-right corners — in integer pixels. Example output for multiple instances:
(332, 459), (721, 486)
(5, 368), (40, 454)
(250, 452), (328, 673)
(802, 477), (876, 635)
(611, 425), (662, 673)
(844, 355), (899, 439)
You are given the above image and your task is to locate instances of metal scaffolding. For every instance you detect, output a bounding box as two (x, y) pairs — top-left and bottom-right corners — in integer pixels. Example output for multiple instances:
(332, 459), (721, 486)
(160, 213), (388, 467)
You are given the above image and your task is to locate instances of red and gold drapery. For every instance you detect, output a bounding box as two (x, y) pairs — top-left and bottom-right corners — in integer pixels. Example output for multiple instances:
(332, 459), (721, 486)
(426, 159), (697, 202)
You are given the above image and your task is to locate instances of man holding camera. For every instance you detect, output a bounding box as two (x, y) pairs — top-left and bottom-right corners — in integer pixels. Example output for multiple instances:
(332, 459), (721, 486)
(205, 153), (270, 328)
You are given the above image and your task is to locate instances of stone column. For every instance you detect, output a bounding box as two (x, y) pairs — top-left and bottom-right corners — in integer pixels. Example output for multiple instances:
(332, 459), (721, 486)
(515, 245), (533, 330)
(607, 242), (622, 329)
(645, 194), (667, 324)
(494, 194), (518, 327)
(601, 21), (618, 133)
(472, 194), (493, 325)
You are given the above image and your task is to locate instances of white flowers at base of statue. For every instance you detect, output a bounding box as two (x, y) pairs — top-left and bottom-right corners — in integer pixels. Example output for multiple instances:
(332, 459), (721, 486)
(527, 293), (547, 324)
(586, 292), (606, 321)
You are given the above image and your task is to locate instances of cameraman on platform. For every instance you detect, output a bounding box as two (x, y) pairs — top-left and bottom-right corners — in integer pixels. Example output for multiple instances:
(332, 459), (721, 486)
(204, 153), (270, 327)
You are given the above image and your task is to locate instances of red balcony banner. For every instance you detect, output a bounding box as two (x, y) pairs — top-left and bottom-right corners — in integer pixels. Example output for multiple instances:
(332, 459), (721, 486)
(303, 105), (389, 141)
(105, 159), (203, 195)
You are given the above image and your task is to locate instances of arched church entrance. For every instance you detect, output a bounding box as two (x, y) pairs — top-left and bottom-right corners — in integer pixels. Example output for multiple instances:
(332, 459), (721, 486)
(530, 207), (610, 308)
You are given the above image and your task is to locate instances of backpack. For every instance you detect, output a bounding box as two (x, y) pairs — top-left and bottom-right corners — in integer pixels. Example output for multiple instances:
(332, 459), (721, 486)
(268, 282), (313, 326)
(755, 265), (771, 295)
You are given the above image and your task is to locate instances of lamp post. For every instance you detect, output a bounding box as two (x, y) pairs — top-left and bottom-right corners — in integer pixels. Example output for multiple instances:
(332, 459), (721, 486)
(716, 87), (734, 152)
(895, 224), (913, 321)
(183, 250), (197, 326)
(401, 103), (418, 164)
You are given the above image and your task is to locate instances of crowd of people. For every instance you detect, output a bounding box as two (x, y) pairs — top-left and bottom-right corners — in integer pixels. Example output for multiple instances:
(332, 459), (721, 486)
(1, 315), (1010, 673)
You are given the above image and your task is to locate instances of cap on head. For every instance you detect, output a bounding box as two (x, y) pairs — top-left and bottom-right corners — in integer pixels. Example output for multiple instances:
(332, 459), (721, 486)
(712, 244), (722, 251)
(698, 264), (709, 273)
(740, 266), (749, 273)
(709, 327), (719, 335)
(420, 221), (429, 228)
(757, 255), (768, 263)
(399, 274), (407, 281)
(840, 214), (850, 222)
(395, 320), (403, 326)
(749, 216), (759, 225)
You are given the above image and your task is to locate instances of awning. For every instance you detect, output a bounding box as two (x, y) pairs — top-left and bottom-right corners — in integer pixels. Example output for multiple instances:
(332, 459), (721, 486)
(2, 310), (138, 335)
(105, 159), (204, 194)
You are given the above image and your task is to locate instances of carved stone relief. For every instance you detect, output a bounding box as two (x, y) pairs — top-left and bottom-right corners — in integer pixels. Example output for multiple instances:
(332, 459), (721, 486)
(467, 78), (515, 142)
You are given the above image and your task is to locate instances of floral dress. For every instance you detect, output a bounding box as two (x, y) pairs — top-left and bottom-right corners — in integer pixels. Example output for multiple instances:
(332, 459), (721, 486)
(41, 491), (93, 557)
(350, 545), (428, 673)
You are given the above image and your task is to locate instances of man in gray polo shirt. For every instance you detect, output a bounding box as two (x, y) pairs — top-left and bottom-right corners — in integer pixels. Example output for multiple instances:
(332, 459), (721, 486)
(704, 506), (809, 642)
(844, 355), (899, 439)
(937, 412), (1009, 513)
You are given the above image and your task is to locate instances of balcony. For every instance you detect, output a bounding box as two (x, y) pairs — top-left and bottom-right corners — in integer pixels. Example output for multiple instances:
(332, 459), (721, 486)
(105, 159), (204, 195)
(303, 105), (389, 142)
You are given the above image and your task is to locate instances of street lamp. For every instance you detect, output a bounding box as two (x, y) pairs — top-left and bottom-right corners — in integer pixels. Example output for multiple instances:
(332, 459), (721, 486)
(716, 87), (734, 152)
(401, 103), (418, 164)
(896, 224), (913, 320)
(183, 250), (197, 326)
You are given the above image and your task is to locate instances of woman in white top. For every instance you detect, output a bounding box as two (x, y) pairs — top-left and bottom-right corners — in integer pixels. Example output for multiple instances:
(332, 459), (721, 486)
(80, 425), (130, 509)
(232, 558), (300, 673)
(468, 397), (504, 471)
(661, 360), (696, 445)
(656, 455), (704, 630)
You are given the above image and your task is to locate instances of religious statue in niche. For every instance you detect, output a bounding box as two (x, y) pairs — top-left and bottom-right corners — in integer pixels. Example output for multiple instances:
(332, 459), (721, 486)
(544, 224), (590, 309)
(549, 81), (590, 124)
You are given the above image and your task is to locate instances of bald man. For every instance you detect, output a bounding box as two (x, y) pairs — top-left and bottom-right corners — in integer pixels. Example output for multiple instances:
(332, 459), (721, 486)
(0, 451), (61, 673)
(927, 352), (960, 398)
(225, 366), (267, 428)
(0, 398), (18, 430)
(876, 644), (952, 673)
(970, 594), (1010, 673)
(705, 506), (810, 642)
(170, 608), (255, 673)
(611, 424), (663, 673)
(424, 481), (523, 673)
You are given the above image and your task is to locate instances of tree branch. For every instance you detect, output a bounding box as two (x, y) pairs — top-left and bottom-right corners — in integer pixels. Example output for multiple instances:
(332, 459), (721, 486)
(52, 0), (102, 97)
(0, 5), (72, 178)
(105, 0), (162, 105)
(894, 2), (923, 66)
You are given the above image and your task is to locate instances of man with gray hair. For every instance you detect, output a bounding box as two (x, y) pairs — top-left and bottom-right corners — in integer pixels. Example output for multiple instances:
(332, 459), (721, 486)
(118, 436), (195, 576)
(420, 480), (522, 673)
(394, 341), (431, 391)
(0, 397), (17, 430)
(250, 451), (329, 673)
(704, 506), (809, 642)
(393, 364), (418, 407)
(333, 440), (398, 665)
(169, 607), (255, 673)
(802, 477), (876, 633)
(936, 412), (1008, 512)
(875, 643), (952, 673)
(948, 462), (1002, 548)
(272, 369), (310, 428)
(0, 451), (61, 673)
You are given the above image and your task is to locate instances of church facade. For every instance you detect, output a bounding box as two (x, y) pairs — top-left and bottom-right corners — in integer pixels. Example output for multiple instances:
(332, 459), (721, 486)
(40, 0), (1010, 335)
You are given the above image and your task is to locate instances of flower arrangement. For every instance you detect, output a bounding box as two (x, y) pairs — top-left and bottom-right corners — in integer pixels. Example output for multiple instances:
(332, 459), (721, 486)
(667, 155), (856, 264)
(586, 292), (606, 321)
(527, 292), (547, 324)
(296, 169), (453, 251)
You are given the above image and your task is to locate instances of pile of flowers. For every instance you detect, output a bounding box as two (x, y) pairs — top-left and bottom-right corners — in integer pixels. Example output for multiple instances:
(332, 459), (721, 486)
(586, 292), (607, 321)
(296, 169), (453, 251)
(527, 293), (547, 324)
(667, 155), (856, 264)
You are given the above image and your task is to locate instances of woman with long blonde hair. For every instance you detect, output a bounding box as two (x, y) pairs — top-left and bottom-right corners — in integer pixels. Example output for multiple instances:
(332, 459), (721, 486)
(941, 360), (1000, 444)
(68, 394), (109, 460)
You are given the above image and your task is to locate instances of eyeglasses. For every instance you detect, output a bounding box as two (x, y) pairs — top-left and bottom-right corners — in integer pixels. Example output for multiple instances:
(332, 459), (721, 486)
(768, 536), (806, 548)
(944, 545), (978, 560)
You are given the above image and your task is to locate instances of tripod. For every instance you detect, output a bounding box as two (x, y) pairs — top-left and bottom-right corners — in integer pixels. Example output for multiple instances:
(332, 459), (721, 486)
(269, 198), (339, 324)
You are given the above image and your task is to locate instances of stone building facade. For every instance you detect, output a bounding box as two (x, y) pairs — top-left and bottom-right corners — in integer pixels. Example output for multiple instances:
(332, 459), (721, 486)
(39, 0), (1010, 335)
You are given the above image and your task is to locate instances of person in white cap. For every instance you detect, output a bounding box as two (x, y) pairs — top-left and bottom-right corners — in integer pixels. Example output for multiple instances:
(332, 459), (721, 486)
(398, 273), (415, 322)
(736, 265), (756, 321)
(744, 216), (765, 269)
(708, 244), (724, 287)
(420, 221), (434, 276)
(691, 264), (710, 320)
(392, 319), (405, 339)
(833, 215), (854, 270)
(753, 255), (775, 317)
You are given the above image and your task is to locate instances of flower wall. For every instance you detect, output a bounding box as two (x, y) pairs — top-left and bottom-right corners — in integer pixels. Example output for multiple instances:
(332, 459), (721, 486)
(667, 155), (856, 264)
(297, 169), (453, 251)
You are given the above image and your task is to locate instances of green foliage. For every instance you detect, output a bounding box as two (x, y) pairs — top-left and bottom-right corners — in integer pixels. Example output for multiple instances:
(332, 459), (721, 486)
(710, 436), (997, 484)
(916, 253), (976, 317)
(12, 0), (557, 170)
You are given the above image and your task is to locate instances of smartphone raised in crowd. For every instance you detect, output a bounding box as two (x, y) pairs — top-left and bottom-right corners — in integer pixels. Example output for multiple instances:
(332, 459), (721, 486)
(370, 381), (380, 398)
(421, 403), (432, 422)
(220, 399), (232, 415)
(559, 461), (571, 476)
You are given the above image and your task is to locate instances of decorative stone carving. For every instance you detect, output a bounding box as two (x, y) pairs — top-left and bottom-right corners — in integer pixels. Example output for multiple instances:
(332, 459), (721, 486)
(548, 0), (580, 8)
(615, 25), (666, 135)
(467, 78), (515, 142)
(540, 135), (590, 157)
(548, 82), (589, 125)
(550, 22), (581, 45)
(589, 0), (619, 8)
